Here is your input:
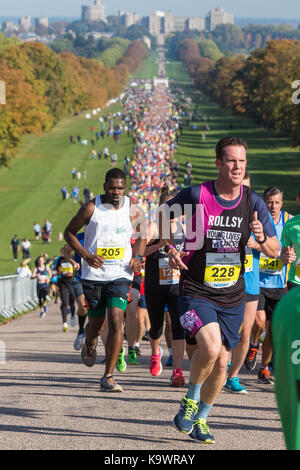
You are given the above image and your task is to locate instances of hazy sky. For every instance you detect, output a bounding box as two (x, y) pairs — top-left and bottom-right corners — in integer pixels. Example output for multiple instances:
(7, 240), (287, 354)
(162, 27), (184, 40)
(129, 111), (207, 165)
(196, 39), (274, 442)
(1, 0), (300, 18)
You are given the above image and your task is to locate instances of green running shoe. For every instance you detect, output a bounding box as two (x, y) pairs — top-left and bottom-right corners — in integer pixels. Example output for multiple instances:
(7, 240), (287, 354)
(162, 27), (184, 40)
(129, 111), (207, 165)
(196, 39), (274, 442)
(116, 347), (127, 373)
(128, 348), (138, 365)
(173, 396), (198, 434)
(190, 418), (215, 444)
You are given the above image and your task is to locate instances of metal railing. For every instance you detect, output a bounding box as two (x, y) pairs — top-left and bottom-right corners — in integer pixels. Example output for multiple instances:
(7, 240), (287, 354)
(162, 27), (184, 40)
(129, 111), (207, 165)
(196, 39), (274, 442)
(0, 275), (38, 320)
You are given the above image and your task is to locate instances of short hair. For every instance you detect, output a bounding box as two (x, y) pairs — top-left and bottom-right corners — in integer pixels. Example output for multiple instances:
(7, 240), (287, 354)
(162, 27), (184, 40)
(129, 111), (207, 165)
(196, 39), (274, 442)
(263, 186), (283, 201)
(159, 184), (177, 205)
(215, 136), (248, 161)
(105, 168), (126, 182)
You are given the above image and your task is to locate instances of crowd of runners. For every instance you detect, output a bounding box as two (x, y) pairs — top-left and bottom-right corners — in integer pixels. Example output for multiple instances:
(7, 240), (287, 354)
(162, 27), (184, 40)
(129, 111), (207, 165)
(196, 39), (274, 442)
(16, 63), (300, 449)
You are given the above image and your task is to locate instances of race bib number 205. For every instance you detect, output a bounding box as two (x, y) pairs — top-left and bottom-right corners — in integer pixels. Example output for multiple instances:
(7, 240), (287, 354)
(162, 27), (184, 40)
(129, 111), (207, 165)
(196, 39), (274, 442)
(97, 246), (125, 265)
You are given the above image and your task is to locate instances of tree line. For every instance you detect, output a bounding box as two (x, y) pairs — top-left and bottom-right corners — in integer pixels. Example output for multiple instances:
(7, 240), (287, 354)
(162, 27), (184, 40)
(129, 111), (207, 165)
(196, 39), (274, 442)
(177, 37), (300, 145)
(0, 39), (148, 167)
(167, 23), (300, 56)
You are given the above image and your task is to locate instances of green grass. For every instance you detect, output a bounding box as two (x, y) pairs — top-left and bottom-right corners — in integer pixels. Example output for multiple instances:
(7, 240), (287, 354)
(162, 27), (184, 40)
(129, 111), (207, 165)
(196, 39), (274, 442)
(165, 60), (191, 85)
(131, 51), (159, 79)
(174, 98), (300, 215)
(1, 57), (300, 276)
(166, 62), (300, 216)
(0, 105), (134, 276)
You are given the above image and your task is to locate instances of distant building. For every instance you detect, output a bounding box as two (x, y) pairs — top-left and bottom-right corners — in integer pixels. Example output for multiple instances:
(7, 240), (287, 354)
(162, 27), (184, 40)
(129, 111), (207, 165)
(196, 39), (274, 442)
(206, 7), (234, 31)
(2, 21), (18, 34)
(81, 0), (106, 23)
(19, 16), (31, 32)
(119, 11), (141, 28)
(144, 6), (233, 36)
(186, 17), (205, 32)
(36, 17), (49, 29)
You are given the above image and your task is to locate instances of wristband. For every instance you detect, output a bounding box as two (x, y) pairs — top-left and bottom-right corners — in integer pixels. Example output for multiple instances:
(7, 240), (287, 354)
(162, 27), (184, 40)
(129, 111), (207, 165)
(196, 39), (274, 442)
(257, 234), (267, 244)
(134, 255), (144, 263)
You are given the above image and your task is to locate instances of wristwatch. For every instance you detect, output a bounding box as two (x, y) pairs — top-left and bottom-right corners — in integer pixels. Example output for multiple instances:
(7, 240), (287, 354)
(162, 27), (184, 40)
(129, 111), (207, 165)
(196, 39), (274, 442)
(257, 234), (267, 244)
(134, 255), (144, 262)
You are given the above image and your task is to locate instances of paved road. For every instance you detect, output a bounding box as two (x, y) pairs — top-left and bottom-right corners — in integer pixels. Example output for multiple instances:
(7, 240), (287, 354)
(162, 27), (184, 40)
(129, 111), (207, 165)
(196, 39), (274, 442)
(0, 301), (286, 451)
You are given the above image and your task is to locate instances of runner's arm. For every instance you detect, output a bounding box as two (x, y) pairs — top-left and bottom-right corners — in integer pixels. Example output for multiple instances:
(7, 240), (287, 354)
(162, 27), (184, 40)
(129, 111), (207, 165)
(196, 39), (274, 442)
(251, 191), (280, 258)
(64, 200), (105, 269)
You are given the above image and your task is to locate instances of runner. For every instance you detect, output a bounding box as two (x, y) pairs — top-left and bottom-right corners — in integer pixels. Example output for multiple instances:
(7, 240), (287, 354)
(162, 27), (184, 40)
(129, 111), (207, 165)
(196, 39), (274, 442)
(280, 186), (300, 290)
(144, 184), (186, 387)
(64, 168), (147, 393)
(49, 256), (60, 303)
(56, 247), (78, 333)
(250, 186), (293, 385)
(63, 236), (88, 351)
(161, 136), (278, 444)
(31, 255), (52, 317)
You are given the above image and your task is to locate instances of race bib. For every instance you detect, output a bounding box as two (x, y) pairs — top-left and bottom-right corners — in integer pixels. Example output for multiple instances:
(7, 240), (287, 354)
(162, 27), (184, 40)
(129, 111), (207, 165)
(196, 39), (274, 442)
(259, 253), (283, 275)
(244, 247), (253, 273)
(204, 253), (241, 289)
(61, 262), (73, 275)
(38, 275), (48, 284)
(159, 258), (180, 285)
(97, 245), (125, 265)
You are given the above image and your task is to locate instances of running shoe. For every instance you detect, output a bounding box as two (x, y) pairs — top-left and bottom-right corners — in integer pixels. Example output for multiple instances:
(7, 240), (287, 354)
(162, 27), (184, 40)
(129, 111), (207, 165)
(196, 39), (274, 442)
(170, 368), (185, 388)
(63, 322), (68, 333)
(165, 354), (173, 368)
(40, 311), (45, 318)
(149, 347), (163, 377)
(173, 396), (198, 434)
(142, 331), (150, 341)
(128, 348), (138, 365)
(81, 341), (97, 367)
(190, 418), (215, 444)
(224, 377), (248, 394)
(116, 347), (127, 372)
(71, 315), (76, 327)
(134, 346), (142, 356)
(258, 368), (273, 385)
(244, 345), (259, 371)
(100, 375), (123, 393)
(74, 332), (85, 351)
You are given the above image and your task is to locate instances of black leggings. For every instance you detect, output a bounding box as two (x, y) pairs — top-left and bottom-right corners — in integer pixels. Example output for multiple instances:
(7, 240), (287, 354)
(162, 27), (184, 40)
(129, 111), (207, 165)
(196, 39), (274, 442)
(59, 280), (76, 323)
(144, 284), (184, 341)
(37, 286), (49, 308)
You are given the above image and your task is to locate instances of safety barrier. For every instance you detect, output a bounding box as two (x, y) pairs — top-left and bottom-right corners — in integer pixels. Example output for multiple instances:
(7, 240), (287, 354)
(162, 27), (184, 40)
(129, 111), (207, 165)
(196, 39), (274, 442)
(0, 275), (38, 320)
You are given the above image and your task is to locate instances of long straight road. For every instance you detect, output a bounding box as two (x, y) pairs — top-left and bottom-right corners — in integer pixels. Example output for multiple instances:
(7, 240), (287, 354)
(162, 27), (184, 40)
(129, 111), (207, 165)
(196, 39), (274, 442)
(0, 301), (286, 451)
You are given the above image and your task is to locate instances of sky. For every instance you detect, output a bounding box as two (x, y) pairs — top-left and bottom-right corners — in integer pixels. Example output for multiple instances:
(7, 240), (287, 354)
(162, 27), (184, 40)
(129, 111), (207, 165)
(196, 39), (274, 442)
(1, 0), (300, 19)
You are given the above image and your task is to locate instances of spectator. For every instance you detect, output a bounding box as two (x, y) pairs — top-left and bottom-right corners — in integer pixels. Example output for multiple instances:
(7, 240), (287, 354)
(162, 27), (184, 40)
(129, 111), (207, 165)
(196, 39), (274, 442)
(16, 261), (31, 278)
(21, 238), (31, 261)
(33, 222), (41, 240)
(10, 235), (19, 261)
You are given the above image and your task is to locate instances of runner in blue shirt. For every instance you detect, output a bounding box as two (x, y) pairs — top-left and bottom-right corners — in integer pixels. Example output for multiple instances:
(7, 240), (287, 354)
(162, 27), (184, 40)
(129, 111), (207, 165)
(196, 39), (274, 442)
(251, 187), (293, 384)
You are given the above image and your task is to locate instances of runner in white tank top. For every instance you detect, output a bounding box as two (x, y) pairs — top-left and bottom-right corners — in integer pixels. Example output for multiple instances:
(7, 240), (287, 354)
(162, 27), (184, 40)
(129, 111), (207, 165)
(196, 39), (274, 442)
(64, 168), (147, 393)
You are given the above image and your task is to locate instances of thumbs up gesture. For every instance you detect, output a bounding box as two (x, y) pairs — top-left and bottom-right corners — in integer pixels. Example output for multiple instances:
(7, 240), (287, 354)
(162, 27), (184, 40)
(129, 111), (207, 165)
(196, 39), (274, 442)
(250, 211), (265, 243)
(281, 246), (297, 265)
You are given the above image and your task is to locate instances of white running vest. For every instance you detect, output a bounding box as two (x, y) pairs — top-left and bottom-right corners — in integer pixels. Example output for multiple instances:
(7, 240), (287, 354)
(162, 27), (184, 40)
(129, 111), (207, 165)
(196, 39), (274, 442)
(82, 195), (133, 282)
